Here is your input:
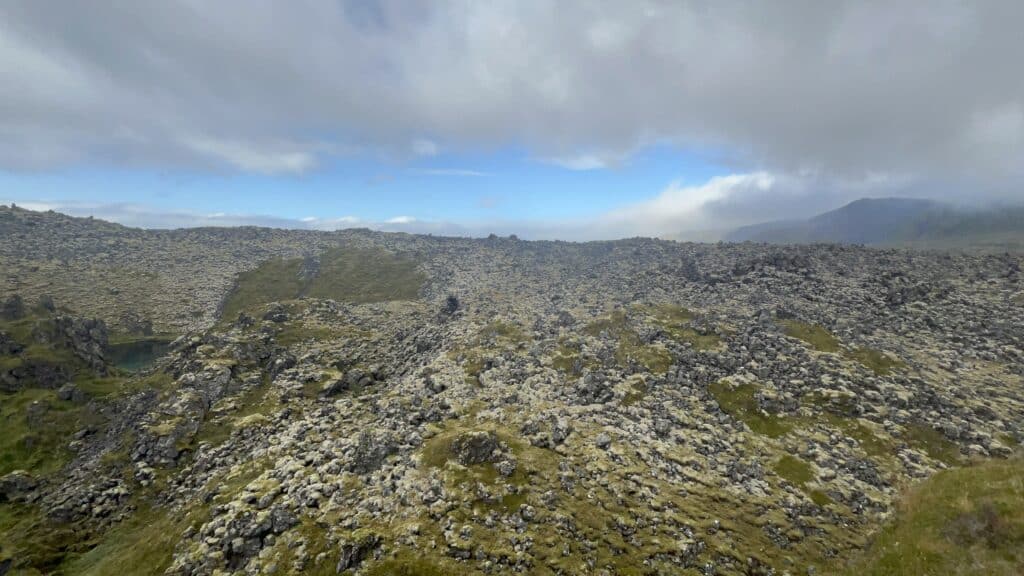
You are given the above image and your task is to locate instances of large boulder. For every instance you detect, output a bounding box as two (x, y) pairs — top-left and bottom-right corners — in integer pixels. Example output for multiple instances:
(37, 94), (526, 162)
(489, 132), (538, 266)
(450, 431), (502, 465)
(0, 471), (37, 503)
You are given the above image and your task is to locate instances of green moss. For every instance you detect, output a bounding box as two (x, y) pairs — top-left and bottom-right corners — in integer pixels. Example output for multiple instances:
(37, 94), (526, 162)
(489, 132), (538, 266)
(774, 454), (814, 488)
(220, 247), (425, 320)
(642, 303), (694, 324)
(904, 423), (962, 466)
(479, 320), (527, 345)
(586, 310), (675, 374)
(61, 502), (209, 576)
(0, 355), (23, 371)
(275, 320), (371, 347)
(639, 303), (722, 351)
(220, 258), (306, 320)
(810, 489), (834, 507)
(0, 389), (102, 476)
(306, 247), (425, 303)
(709, 380), (793, 438)
(362, 553), (452, 576)
(0, 502), (95, 574)
(620, 379), (648, 407)
(583, 309), (629, 337)
(781, 320), (840, 353)
(836, 457), (1024, 576)
(845, 347), (905, 376)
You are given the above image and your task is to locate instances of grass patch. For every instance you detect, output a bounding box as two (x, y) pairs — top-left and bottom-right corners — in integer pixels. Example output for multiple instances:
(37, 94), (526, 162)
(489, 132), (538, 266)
(845, 347), (905, 376)
(774, 454), (814, 488)
(640, 303), (722, 351)
(709, 380), (793, 438)
(781, 320), (840, 353)
(0, 503), (96, 574)
(274, 320), (371, 347)
(904, 422), (962, 466)
(620, 379), (648, 407)
(837, 456), (1024, 575)
(220, 247), (425, 320)
(362, 553), (451, 576)
(61, 502), (209, 576)
(0, 389), (102, 476)
(585, 310), (675, 374)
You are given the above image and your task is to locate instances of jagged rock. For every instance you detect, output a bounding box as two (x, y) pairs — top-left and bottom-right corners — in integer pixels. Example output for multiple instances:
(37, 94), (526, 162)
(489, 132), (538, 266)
(262, 303), (289, 323)
(56, 383), (87, 403)
(349, 431), (397, 474)
(336, 534), (381, 573)
(450, 431), (502, 465)
(0, 331), (23, 355)
(0, 471), (37, 503)
(0, 295), (25, 321)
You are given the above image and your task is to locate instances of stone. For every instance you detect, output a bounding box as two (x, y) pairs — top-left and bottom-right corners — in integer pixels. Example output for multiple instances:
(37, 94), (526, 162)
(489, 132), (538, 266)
(450, 431), (502, 465)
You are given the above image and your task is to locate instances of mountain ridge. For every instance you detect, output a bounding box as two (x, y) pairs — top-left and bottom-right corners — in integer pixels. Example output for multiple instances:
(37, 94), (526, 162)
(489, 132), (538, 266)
(727, 197), (1024, 248)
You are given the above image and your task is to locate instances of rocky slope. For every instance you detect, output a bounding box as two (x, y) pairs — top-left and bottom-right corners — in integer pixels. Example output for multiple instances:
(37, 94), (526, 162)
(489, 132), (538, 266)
(1, 207), (1023, 575)
(726, 197), (1024, 250)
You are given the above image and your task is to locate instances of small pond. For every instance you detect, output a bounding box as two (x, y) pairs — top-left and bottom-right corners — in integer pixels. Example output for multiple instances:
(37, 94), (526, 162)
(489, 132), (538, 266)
(107, 338), (172, 372)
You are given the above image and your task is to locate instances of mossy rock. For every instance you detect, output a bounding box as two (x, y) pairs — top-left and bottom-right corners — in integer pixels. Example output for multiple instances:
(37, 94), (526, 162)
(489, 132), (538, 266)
(781, 320), (840, 353)
(710, 380), (793, 438)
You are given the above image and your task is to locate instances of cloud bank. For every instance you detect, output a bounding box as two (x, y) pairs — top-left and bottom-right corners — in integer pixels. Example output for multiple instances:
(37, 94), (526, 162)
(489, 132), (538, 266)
(0, 0), (1021, 190)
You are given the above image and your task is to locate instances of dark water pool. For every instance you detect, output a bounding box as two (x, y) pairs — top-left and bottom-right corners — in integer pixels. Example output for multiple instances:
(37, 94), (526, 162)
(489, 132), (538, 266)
(107, 339), (171, 372)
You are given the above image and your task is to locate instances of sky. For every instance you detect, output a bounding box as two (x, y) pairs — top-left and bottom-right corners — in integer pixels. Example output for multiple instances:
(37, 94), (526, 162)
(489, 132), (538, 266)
(1, 1), (1022, 240)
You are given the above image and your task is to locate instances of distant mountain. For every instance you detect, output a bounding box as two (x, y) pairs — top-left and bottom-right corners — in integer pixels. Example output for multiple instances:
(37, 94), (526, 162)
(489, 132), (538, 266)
(727, 197), (1024, 249)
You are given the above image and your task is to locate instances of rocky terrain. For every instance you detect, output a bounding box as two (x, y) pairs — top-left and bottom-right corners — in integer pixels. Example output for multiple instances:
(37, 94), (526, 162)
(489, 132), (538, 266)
(1, 205), (1023, 575)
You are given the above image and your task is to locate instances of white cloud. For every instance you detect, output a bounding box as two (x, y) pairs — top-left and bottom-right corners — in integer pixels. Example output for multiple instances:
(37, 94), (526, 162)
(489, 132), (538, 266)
(411, 139), (439, 157)
(543, 151), (631, 171)
(419, 168), (489, 177)
(183, 137), (316, 174)
(386, 215), (416, 224)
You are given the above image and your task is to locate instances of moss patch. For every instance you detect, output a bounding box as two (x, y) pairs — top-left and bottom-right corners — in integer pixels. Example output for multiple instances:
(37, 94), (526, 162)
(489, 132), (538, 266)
(585, 310), (675, 374)
(845, 347), (905, 376)
(904, 422), (962, 466)
(61, 502), (209, 576)
(220, 247), (425, 320)
(781, 320), (840, 353)
(0, 389), (103, 476)
(709, 380), (793, 438)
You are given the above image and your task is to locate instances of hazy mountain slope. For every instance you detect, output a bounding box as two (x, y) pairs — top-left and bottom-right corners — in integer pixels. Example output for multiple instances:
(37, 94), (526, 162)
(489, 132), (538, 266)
(727, 198), (1024, 248)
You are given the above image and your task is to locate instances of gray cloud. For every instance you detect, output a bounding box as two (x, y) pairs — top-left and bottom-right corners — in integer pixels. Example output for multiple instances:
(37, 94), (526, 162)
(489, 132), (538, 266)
(1, 0), (1022, 190)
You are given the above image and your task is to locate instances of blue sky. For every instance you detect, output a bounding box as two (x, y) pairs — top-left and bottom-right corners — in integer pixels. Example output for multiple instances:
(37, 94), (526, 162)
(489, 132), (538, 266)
(1, 145), (731, 234)
(1, 2), (1020, 239)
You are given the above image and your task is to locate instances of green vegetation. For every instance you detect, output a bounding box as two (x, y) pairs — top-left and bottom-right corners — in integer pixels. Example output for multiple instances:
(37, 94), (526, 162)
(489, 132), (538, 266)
(419, 423), (556, 515)
(190, 378), (278, 448)
(774, 454), (814, 487)
(845, 347), (905, 376)
(60, 503), (208, 576)
(642, 303), (722, 351)
(781, 320), (906, 375)
(220, 247), (425, 320)
(274, 319), (371, 347)
(709, 380), (793, 438)
(0, 389), (102, 476)
(454, 320), (531, 386)
(584, 310), (675, 374)
(781, 320), (840, 353)
(904, 422), (962, 466)
(620, 378), (648, 407)
(838, 456), (1024, 575)
(362, 555), (450, 576)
